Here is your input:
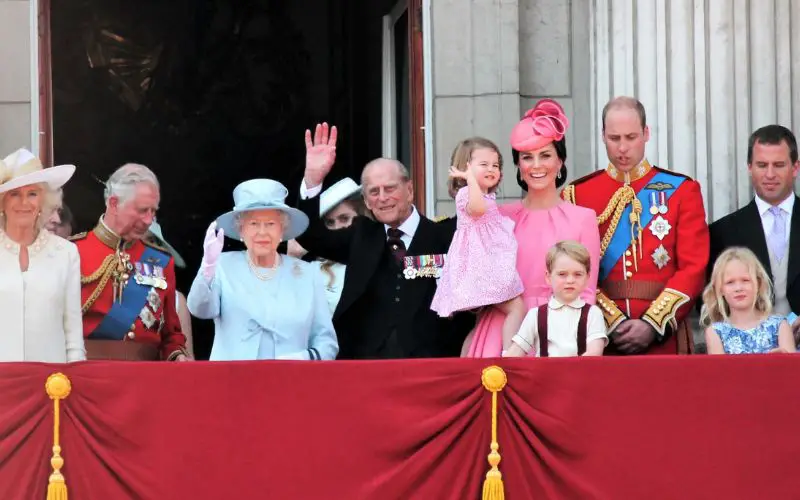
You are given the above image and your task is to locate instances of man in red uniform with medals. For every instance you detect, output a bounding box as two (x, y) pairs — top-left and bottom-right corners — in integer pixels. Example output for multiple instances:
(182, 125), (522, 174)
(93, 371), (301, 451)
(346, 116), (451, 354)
(562, 97), (709, 354)
(71, 163), (190, 361)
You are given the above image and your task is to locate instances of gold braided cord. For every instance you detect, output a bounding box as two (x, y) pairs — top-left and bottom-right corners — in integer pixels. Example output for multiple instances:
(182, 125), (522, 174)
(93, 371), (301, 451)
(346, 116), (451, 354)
(597, 186), (637, 255)
(80, 255), (116, 314)
(81, 254), (115, 284)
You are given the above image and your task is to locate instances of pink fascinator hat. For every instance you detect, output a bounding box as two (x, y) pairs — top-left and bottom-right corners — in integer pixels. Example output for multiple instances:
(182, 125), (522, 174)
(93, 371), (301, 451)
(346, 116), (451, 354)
(509, 98), (569, 151)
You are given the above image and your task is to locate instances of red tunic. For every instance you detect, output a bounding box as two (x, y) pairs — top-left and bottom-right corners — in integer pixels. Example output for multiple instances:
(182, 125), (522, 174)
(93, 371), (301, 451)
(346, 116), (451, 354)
(563, 161), (709, 354)
(72, 222), (187, 360)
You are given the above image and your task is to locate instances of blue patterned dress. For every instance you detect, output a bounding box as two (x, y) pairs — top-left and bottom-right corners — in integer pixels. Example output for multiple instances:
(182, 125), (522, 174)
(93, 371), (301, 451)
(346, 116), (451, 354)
(712, 315), (785, 354)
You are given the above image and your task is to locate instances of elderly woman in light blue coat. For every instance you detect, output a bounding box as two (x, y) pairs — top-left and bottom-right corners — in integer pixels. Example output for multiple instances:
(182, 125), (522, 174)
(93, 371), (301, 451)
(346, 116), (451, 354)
(187, 179), (338, 360)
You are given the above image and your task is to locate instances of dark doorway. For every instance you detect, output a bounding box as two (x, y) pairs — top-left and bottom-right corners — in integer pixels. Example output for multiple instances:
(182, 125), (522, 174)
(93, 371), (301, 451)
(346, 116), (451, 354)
(45, 0), (404, 359)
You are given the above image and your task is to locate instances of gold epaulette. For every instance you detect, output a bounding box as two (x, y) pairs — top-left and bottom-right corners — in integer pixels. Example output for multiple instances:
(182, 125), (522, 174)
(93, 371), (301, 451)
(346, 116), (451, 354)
(68, 231), (87, 241)
(561, 185), (575, 204)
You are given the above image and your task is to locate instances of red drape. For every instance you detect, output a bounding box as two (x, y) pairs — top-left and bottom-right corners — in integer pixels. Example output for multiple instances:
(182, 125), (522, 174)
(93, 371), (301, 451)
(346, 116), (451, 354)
(0, 356), (797, 499)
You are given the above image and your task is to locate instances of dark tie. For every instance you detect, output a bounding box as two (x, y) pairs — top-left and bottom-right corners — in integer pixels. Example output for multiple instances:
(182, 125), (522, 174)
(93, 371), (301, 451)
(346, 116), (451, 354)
(387, 228), (406, 265)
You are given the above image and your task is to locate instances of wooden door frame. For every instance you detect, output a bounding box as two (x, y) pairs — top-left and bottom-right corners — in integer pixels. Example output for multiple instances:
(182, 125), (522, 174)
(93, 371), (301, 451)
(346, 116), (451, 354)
(38, 0), (428, 209)
(36, 0), (54, 166)
(408, 0), (426, 215)
(382, 0), (427, 215)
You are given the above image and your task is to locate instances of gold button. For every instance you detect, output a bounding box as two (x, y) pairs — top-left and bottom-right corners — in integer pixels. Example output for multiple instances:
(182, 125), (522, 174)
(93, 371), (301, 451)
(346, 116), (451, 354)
(127, 331), (136, 340)
(625, 260), (633, 267)
(625, 271), (633, 278)
(625, 250), (631, 257)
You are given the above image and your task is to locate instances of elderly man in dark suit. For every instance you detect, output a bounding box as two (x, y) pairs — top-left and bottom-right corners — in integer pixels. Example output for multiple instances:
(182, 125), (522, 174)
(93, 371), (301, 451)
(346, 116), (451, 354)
(295, 123), (471, 359)
(709, 124), (800, 342)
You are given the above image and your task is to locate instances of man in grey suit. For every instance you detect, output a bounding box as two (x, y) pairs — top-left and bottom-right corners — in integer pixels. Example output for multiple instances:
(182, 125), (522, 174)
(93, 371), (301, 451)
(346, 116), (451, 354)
(709, 125), (800, 342)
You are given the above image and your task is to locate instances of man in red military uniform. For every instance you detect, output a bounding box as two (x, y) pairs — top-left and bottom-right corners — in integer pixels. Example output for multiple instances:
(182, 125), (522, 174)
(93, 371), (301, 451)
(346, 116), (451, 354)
(562, 97), (709, 354)
(71, 163), (190, 361)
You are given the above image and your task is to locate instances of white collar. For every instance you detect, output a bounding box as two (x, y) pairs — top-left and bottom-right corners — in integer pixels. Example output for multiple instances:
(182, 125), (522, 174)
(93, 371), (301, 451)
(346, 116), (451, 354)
(548, 296), (586, 310)
(754, 193), (795, 217)
(385, 206), (420, 238)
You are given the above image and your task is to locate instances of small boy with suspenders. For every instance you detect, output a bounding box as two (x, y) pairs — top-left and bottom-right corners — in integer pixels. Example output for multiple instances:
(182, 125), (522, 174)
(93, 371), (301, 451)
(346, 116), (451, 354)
(505, 241), (608, 358)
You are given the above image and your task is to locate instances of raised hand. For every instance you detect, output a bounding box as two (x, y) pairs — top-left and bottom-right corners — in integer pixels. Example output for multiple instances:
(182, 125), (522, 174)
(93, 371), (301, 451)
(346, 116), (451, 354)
(201, 221), (225, 282)
(448, 166), (469, 180)
(304, 122), (338, 188)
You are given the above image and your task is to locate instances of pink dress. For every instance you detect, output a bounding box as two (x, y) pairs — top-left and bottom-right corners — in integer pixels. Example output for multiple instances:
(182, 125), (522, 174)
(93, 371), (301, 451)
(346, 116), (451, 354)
(430, 187), (524, 316)
(466, 200), (602, 357)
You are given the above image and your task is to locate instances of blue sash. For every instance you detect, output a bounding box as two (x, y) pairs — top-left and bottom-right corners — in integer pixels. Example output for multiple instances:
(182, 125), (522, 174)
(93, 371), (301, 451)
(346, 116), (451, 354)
(599, 171), (687, 282)
(90, 246), (170, 340)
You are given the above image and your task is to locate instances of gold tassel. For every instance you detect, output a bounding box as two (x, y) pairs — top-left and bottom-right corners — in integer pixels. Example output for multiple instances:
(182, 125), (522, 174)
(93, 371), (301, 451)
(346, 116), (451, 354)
(45, 373), (72, 500)
(481, 366), (507, 500)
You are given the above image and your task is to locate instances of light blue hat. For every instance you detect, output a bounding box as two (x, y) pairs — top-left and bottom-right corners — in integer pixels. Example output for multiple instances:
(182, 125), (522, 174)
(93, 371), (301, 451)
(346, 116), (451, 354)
(147, 221), (186, 268)
(216, 179), (309, 241)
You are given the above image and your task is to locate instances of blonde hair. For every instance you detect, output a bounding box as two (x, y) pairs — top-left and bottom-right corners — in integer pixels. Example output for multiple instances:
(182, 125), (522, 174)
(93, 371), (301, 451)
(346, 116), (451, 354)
(545, 240), (591, 274)
(0, 182), (62, 231)
(448, 137), (504, 199)
(700, 247), (773, 326)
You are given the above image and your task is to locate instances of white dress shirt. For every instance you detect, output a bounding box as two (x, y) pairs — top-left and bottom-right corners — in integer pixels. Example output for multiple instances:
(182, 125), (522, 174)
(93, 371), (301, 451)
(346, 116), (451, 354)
(300, 179), (420, 247)
(754, 193), (794, 244)
(512, 297), (608, 357)
(0, 229), (86, 362)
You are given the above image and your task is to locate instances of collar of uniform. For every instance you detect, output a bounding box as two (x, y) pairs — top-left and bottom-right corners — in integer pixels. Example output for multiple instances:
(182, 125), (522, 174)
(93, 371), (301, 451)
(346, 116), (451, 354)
(548, 296), (586, 310)
(93, 216), (136, 250)
(605, 159), (652, 184)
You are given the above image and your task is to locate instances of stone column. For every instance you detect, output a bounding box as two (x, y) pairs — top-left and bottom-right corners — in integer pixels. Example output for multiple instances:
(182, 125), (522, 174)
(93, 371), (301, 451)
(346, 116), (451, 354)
(0, 0), (35, 154)
(589, 0), (800, 222)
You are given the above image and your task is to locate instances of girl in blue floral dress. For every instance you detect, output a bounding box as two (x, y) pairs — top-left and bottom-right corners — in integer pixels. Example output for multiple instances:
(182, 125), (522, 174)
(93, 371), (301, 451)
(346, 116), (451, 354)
(701, 247), (795, 354)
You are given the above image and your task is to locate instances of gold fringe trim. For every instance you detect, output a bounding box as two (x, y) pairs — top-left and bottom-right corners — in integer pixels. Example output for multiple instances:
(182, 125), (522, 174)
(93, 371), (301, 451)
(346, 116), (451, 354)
(45, 373), (72, 500)
(481, 366), (507, 500)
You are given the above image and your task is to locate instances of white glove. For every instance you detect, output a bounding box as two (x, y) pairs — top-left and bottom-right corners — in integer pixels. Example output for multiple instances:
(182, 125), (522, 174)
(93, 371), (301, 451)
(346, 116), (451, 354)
(201, 221), (225, 282)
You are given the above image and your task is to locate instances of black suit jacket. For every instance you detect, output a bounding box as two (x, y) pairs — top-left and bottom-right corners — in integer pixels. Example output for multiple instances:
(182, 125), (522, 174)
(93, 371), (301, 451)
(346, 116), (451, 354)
(708, 197), (800, 312)
(295, 195), (472, 358)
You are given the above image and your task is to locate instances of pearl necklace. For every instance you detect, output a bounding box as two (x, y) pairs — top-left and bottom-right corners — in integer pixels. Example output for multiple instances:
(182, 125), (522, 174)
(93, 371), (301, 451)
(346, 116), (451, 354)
(247, 254), (280, 281)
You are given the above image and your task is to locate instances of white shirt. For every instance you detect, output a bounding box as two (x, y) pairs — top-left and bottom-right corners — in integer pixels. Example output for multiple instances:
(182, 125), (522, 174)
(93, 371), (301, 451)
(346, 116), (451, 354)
(0, 229), (86, 362)
(512, 297), (608, 357)
(754, 193), (794, 244)
(300, 179), (420, 248)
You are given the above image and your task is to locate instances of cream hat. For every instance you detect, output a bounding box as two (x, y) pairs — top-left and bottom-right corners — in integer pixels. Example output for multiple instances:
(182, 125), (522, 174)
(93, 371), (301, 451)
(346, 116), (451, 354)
(0, 148), (75, 194)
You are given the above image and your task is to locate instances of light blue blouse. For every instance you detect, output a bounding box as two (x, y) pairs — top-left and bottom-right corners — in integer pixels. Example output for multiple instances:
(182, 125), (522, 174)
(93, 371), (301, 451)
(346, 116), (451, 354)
(187, 252), (338, 361)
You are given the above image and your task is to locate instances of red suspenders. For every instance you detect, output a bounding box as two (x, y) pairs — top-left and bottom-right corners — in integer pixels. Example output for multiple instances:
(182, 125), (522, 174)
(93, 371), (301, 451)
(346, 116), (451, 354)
(537, 303), (591, 357)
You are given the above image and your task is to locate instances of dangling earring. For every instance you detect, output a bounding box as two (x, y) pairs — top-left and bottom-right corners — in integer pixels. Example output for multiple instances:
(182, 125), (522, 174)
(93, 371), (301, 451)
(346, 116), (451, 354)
(557, 171), (562, 180)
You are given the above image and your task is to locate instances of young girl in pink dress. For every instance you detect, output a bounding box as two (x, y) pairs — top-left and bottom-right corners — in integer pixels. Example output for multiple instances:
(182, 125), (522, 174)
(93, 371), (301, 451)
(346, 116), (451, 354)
(464, 99), (602, 358)
(431, 137), (527, 352)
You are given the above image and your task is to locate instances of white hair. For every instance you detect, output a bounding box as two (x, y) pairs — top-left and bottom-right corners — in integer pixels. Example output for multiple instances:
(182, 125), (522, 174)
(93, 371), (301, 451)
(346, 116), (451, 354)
(235, 210), (290, 239)
(104, 163), (160, 206)
(360, 158), (410, 194)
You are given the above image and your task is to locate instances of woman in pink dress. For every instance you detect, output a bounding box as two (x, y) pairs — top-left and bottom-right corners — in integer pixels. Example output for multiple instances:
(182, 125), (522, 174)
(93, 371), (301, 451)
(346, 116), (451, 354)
(465, 99), (601, 357)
